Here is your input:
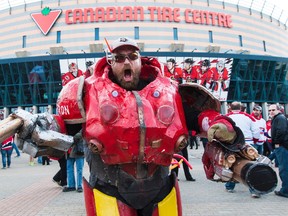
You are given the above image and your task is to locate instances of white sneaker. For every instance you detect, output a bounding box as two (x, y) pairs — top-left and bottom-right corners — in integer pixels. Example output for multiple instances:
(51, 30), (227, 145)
(251, 193), (260, 198)
(226, 189), (234, 193)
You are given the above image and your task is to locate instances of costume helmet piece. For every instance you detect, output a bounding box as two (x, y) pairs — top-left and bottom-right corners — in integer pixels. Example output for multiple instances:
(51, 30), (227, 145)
(201, 59), (211, 67)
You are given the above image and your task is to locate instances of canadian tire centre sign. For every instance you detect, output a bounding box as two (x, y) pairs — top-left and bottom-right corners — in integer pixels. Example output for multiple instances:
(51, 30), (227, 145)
(31, 6), (233, 35)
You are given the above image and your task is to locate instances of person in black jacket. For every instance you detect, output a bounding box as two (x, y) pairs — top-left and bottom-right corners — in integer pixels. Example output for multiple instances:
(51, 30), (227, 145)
(269, 104), (288, 198)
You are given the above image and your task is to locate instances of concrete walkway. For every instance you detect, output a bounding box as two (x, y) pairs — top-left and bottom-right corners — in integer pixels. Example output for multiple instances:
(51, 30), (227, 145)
(0, 145), (287, 216)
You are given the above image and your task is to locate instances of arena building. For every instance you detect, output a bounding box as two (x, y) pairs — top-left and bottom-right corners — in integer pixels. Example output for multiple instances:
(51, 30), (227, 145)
(0, 0), (287, 119)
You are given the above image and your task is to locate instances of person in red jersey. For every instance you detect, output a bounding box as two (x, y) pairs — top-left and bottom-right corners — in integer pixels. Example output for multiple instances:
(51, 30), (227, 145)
(210, 60), (229, 92)
(191, 59), (213, 88)
(182, 58), (195, 84)
(61, 62), (84, 86)
(164, 58), (183, 84)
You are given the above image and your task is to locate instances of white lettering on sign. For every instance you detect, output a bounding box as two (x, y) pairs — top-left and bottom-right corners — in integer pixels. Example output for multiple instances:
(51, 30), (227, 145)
(57, 105), (70, 115)
(64, 6), (233, 28)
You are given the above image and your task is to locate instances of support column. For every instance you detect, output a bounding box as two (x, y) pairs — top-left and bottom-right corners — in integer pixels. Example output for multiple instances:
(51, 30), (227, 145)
(32, 105), (38, 114)
(284, 104), (288, 115)
(249, 102), (255, 114)
(262, 102), (268, 120)
(221, 102), (228, 114)
(47, 105), (53, 114)
(3, 107), (9, 118)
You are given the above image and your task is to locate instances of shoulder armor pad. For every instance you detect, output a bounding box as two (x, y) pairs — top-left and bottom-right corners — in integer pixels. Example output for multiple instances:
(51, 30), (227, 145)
(57, 76), (86, 124)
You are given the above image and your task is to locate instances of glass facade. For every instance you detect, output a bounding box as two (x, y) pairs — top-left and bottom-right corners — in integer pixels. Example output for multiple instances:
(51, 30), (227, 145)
(229, 59), (288, 103)
(0, 53), (287, 111)
(0, 59), (62, 108)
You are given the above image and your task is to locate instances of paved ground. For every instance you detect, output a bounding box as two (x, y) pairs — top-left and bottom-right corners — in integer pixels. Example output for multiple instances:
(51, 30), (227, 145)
(0, 145), (288, 216)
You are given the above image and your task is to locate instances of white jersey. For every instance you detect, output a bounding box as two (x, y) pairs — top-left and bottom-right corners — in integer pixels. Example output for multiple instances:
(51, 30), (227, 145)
(226, 111), (260, 145)
(254, 117), (267, 145)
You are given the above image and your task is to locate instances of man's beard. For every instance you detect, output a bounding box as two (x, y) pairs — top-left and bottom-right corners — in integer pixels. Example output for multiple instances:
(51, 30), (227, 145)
(117, 76), (139, 90)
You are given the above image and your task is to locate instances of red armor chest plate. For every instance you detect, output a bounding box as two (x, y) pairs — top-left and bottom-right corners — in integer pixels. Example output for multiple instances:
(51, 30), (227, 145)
(83, 74), (187, 166)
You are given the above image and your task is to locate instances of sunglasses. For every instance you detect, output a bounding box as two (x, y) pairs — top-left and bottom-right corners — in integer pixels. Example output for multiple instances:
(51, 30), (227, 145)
(112, 52), (139, 63)
(268, 109), (276, 112)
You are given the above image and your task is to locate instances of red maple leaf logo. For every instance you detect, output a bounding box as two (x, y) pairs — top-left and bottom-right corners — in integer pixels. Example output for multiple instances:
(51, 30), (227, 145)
(31, 7), (62, 35)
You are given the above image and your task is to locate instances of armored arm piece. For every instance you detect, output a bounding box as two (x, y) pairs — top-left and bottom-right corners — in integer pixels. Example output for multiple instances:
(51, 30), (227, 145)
(0, 115), (23, 143)
(178, 83), (277, 194)
(203, 116), (278, 195)
(0, 109), (74, 158)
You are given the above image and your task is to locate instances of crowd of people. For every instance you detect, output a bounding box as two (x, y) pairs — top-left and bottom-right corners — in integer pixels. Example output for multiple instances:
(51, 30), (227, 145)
(163, 57), (230, 94)
(61, 55), (230, 99)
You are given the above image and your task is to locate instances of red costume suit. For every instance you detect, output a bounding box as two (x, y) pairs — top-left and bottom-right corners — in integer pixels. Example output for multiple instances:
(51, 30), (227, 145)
(210, 67), (229, 91)
(61, 69), (83, 86)
(191, 65), (213, 88)
(56, 56), (188, 215)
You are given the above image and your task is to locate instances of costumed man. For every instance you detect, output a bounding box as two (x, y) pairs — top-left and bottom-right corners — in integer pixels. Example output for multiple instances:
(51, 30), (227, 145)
(61, 62), (84, 86)
(0, 37), (278, 216)
(191, 59), (213, 89)
(182, 58), (195, 84)
(164, 58), (183, 84)
(210, 60), (229, 92)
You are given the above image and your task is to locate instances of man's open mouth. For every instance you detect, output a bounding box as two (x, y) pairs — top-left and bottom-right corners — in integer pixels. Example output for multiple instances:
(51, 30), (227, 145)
(124, 69), (133, 82)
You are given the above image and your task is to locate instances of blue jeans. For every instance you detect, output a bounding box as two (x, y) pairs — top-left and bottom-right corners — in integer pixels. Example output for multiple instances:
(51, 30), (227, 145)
(67, 157), (84, 189)
(12, 143), (20, 156)
(225, 181), (236, 190)
(268, 151), (279, 167)
(1, 149), (13, 168)
(37, 156), (42, 164)
(251, 143), (264, 155)
(225, 180), (258, 195)
(274, 146), (288, 195)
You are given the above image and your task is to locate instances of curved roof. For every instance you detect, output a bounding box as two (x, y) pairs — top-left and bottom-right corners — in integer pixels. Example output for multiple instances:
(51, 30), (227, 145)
(217, 0), (288, 25)
(1, 0), (287, 25)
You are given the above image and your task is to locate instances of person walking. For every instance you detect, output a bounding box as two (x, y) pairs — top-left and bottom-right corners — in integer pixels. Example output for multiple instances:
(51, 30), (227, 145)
(52, 154), (67, 187)
(1, 136), (14, 169)
(12, 142), (21, 157)
(251, 105), (266, 155)
(63, 131), (85, 193)
(225, 101), (261, 198)
(171, 145), (196, 182)
(268, 104), (288, 198)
